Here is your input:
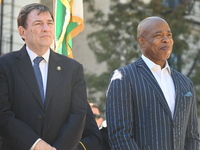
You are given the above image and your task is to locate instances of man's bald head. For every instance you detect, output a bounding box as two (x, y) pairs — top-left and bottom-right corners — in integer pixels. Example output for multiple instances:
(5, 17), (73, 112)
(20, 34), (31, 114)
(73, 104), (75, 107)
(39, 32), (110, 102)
(137, 16), (168, 38)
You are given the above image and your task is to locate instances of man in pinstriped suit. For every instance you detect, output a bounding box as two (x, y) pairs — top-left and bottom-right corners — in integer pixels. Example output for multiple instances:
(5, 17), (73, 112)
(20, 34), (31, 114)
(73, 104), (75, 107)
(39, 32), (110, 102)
(106, 16), (200, 150)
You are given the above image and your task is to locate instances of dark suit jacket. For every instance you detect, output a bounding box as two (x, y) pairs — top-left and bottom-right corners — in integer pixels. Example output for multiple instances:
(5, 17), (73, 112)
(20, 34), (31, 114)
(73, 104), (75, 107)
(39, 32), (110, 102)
(79, 104), (102, 150)
(100, 127), (111, 150)
(106, 57), (200, 150)
(0, 45), (101, 150)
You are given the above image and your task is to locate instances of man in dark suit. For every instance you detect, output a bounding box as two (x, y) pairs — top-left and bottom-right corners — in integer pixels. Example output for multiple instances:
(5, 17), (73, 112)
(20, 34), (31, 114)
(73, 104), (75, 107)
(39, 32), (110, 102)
(106, 16), (200, 150)
(0, 3), (101, 150)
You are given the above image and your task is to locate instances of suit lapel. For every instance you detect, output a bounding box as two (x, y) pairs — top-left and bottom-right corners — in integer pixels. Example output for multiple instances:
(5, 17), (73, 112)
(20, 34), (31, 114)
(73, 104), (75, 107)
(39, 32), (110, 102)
(171, 69), (181, 120)
(135, 58), (172, 118)
(44, 50), (62, 109)
(15, 45), (45, 109)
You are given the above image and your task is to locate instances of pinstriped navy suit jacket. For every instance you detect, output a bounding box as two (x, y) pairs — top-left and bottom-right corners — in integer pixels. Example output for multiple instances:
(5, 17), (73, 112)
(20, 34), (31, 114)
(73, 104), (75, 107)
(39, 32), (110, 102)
(106, 57), (199, 150)
(0, 45), (101, 150)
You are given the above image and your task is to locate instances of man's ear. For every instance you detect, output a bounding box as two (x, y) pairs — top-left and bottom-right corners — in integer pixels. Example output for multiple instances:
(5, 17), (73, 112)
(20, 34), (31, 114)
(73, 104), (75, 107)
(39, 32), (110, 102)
(137, 36), (144, 47)
(18, 26), (26, 41)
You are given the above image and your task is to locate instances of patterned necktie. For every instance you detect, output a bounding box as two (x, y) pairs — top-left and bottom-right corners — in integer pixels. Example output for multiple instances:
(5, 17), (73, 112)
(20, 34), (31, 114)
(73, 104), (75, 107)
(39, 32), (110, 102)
(33, 57), (45, 103)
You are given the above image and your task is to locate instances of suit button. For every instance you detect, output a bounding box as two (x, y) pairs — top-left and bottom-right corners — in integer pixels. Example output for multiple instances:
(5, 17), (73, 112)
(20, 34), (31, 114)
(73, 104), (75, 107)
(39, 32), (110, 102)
(38, 115), (43, 119)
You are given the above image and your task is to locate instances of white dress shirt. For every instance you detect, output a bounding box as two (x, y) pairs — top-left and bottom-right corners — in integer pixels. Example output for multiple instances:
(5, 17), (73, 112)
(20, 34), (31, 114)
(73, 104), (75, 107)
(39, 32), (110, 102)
(142, 55), (175, 117)
(26, 46), (49, 98)
(26, 46), (50, 150)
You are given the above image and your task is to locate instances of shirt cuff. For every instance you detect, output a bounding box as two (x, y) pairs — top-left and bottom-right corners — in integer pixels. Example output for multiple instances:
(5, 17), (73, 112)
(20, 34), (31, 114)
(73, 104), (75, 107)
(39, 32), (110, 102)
(30, 138), (42, 150)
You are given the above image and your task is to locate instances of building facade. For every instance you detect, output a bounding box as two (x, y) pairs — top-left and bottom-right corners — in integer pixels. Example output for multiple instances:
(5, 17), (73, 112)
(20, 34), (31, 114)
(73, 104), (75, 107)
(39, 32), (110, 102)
(0, 0), (200, 76)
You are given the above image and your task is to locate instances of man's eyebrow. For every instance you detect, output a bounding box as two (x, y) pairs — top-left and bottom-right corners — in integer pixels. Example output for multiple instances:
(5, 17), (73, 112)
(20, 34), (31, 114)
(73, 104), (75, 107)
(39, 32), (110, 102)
(33, 19), (54, 23)
(47, 19), (54, 22)
(153, 30), (172, 34)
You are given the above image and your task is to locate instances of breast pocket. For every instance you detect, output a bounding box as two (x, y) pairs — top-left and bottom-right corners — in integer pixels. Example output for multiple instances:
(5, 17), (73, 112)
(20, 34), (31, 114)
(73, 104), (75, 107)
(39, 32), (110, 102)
(181, 95), (193, 113)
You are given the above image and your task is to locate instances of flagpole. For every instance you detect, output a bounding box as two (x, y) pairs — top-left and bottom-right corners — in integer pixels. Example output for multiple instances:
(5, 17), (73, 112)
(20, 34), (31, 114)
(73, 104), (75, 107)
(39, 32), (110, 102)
(53, 0), (55, 16)
(10, 0), (14, 52)
(0, 0), (4, 55)
(52, 0), (56, 51)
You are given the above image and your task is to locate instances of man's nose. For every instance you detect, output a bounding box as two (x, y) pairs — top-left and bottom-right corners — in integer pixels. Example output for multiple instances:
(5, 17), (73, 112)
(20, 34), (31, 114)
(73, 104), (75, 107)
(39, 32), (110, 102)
(42, 24), (50, 31)
(162, 35), (170, 43)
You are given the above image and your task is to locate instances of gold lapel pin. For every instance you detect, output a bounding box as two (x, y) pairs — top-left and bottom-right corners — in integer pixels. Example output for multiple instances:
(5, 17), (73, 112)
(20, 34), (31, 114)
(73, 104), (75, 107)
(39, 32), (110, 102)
(57, 66), (61, 71)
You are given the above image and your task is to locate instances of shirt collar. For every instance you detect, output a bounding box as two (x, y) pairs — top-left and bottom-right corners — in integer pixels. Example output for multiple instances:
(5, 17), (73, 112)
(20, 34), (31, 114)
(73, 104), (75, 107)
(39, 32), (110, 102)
(141, 54), (171, 74)
(26, 46), (50, 64)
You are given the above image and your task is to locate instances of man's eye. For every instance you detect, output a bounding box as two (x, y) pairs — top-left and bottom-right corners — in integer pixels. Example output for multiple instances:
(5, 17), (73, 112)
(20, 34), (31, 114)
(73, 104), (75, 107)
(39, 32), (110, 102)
(154, 34), (162, 37)
(168, 34), (172, 37)
(35, 23), (41, 25)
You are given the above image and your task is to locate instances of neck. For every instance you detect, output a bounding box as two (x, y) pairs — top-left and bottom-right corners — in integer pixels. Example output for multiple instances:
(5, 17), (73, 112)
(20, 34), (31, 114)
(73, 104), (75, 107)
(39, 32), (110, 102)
(27, 45), (49, 56)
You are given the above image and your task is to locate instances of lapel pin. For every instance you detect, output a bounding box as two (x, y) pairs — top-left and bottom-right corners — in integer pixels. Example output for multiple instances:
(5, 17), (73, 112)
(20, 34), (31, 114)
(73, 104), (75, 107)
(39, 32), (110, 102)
(57, 66), (61, 71)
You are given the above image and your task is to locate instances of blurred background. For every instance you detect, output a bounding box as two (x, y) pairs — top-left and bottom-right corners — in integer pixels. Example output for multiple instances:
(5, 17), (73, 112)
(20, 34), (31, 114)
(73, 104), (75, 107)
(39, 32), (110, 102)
(0, 0), (200, 119)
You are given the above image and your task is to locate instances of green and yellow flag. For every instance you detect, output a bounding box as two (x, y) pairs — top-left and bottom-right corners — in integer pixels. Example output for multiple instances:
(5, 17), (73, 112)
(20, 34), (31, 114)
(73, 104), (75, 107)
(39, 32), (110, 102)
(55, 0), (84, 58)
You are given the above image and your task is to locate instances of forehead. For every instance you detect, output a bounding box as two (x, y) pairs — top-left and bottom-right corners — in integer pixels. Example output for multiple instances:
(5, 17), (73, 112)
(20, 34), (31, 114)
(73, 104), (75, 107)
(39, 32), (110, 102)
(146, 20), (171, 35)
(27, 10), (53, 22)
(138, 18), (171, 36)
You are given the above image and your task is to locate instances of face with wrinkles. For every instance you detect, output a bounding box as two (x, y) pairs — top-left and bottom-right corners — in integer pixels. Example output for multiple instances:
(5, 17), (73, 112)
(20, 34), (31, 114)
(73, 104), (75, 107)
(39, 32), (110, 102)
(137, 17), (174, 68)
(18, 10), (54, 55)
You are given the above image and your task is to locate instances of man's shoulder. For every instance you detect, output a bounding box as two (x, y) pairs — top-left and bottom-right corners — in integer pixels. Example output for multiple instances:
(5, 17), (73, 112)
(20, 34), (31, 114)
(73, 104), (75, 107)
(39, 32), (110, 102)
(51, 51), (82, 66)
(171, 68), (192, 83)
(118, 58), (141, 73)
(171, 68), (188, 78)
(0, 51), (19, 65)
(0, 50), (18, 58)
